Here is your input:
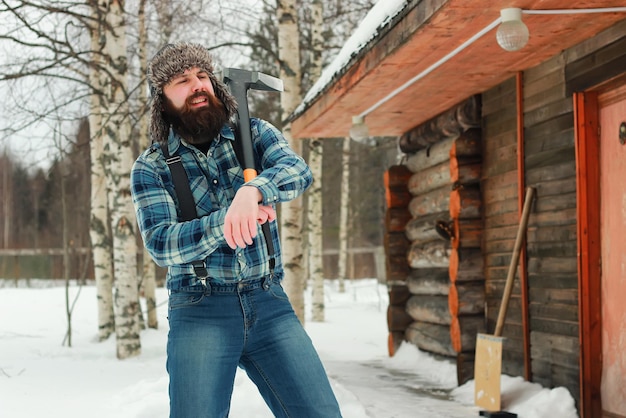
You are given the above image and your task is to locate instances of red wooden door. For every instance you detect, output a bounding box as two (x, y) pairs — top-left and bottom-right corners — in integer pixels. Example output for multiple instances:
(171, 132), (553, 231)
(599, 88), (626, 418)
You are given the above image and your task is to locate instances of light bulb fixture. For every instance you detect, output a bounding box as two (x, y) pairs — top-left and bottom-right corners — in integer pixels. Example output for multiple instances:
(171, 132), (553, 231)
(496, 8), (529, 51)
(349, 115), (370, 143)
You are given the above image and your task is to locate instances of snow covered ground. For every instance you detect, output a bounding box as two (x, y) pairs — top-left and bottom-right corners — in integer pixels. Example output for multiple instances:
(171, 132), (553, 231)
(0, 278), (579, 418)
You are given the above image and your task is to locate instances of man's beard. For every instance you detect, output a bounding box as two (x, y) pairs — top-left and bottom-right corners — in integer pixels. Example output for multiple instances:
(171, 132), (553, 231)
(163, 91), (230, 145)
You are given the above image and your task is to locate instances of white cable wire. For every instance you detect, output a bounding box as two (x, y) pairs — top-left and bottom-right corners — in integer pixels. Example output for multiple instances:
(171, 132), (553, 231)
(359, 17), (502, 118)
(357, 6), (626, 120)
(524, 7), (626, 15)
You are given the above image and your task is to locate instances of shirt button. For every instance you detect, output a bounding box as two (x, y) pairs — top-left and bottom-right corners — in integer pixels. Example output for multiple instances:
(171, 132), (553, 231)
(213, 179), (218, 185)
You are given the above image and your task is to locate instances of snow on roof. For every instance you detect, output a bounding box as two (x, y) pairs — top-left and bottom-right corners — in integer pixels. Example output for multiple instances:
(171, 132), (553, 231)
(294, 0), (409, 116)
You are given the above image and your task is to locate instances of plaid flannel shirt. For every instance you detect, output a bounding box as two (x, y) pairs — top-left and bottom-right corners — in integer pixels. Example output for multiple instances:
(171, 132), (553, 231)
(130, 118), (312, 290)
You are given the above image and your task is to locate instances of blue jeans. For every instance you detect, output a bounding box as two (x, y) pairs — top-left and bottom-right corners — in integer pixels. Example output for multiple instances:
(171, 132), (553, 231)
(166, 276), (342, 418)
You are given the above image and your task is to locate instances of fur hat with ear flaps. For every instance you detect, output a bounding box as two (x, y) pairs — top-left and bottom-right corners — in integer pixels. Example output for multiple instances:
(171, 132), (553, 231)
(146, 42), (238, 145)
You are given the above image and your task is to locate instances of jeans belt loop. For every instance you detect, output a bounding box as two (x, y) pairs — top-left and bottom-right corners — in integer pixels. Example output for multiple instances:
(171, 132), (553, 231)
(262, 275), (271, 290)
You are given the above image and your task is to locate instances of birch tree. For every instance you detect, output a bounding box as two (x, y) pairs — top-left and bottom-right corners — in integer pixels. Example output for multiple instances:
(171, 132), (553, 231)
(276, 0), (305, 322)
(98, 0), (141, 359)
(0, 0), (129, 346)
(0, 0), (270, 355)
(88, 4), (116, 341)
(337, 136), (351, 292)
(136, 0), (158, 330)
(307, 0), (325, 322)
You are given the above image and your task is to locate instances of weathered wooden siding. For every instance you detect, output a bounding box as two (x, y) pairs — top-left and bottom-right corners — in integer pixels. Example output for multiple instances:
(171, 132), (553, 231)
(480, 57), (582, 403)
(480, 19), (626, 407)
(482, 28), (626, 398)
(523, 52), (580, 400)
(525, 20), (626, 405)
(480, 77), (526, 377)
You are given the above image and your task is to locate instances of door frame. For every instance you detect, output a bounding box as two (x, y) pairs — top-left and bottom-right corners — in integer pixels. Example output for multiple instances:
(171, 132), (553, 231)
(574, 76), (626, 418)
(573, 90), (602, 418)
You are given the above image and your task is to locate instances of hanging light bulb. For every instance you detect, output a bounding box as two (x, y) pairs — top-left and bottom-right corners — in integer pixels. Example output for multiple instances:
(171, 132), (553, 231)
(349, 115), (370, 143)
(496, 8), (529, 52)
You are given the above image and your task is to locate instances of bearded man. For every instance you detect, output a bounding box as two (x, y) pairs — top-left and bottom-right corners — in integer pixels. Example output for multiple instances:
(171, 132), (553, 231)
(130, 42), (342, 418)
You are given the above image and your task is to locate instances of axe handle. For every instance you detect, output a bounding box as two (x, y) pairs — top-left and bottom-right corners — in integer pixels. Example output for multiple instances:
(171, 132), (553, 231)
(229, 83), (258, 178)
(225, 76), (276, 261)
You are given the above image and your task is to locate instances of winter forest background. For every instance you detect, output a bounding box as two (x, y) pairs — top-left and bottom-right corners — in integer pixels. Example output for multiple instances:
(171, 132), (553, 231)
(0, 0), (399, 358)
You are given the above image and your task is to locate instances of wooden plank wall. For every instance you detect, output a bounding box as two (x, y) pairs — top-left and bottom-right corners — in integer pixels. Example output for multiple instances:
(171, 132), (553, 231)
(524, 19), (626, 407)
(523, 53), (581, 402)
(481, 20), (626, 410)
(480, 77), (526, 377)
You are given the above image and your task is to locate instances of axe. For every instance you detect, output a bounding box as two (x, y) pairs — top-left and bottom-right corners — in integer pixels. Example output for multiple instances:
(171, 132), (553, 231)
(223, 68), (284, 182)
(223, 68), (283, 261)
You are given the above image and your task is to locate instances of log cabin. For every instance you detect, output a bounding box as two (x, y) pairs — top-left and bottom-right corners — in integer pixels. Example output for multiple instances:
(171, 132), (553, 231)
(289, 1), (626, 417)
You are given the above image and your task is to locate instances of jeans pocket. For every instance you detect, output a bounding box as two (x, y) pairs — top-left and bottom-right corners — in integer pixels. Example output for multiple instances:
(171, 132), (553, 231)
(168, 290), (205, 311)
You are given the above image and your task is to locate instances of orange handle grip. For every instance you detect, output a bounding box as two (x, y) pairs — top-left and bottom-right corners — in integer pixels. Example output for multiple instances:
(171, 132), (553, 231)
(243, 168), (257, 182)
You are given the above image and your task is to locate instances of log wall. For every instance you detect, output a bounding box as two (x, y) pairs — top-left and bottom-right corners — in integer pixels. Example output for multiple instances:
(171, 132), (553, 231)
(383, 165), (412, 356)
(448, 128), (484, 384)
(394, 96), (483, 385)
(404, 141), (454, 358)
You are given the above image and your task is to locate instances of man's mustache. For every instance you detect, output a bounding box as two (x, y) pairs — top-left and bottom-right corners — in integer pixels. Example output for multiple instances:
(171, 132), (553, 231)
(187, 91), (210, 105)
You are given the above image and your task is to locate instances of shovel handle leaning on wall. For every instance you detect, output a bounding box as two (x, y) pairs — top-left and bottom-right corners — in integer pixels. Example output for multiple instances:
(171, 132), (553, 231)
(494, 186), (535, 337)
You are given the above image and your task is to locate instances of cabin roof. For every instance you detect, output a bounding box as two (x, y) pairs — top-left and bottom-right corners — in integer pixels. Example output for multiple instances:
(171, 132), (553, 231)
(290, 0), (626, 139)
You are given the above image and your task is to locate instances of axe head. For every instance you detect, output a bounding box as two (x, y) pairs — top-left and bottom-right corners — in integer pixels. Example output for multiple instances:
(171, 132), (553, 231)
(223, 68), (283, 93)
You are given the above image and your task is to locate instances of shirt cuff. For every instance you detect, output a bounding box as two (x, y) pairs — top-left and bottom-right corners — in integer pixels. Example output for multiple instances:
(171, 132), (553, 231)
(247, 176), (280, 205)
